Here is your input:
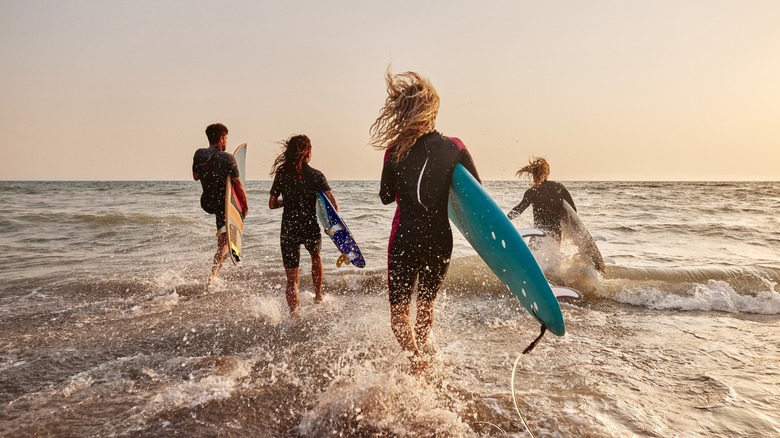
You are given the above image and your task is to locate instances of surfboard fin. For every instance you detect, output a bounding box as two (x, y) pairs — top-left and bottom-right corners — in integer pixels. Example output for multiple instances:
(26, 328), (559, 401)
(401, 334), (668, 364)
(519, 228), (545, 238)
(550, 286), (582, 301)
(336, 253), (351, 268)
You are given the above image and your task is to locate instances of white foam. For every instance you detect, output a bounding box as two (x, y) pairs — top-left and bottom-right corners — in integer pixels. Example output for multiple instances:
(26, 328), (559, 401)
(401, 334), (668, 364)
(242, 294), (285, 324)
(125, 356), (255, 428)
(297, 365), (472, 437)
(128, 292), (180, 316)
(615, 280), (780, 314)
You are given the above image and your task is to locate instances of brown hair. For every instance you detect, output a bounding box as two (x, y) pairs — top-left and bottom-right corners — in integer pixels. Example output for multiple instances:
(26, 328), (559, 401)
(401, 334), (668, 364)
(205, 123), (228, 145)
(516, 157), (550, 188)
(369, 68), (439, 163)
(270, 134), (312, 180)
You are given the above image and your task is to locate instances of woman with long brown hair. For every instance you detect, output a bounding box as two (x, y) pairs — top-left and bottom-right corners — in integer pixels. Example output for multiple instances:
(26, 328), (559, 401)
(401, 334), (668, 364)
(269, 134), (337, 319)
(372, 69), (480, 374)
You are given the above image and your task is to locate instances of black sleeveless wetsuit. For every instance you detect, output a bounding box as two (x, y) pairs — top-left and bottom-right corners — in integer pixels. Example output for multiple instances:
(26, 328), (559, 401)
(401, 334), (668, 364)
(507, 180), (575, 240)
(379, 131), (480, 306)
(271, 163), (331, 268)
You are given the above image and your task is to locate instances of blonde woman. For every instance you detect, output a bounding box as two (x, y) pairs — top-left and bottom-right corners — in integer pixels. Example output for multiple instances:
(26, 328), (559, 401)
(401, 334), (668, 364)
(507, 157), (575, 241)
(372, 69), (480, 373)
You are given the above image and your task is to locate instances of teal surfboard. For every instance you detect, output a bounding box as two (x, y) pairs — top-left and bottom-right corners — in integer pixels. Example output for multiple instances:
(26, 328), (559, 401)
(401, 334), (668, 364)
(448, 164), (566, 336)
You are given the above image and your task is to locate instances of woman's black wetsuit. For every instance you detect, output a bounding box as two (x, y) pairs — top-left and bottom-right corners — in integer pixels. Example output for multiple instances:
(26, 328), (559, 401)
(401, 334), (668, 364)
(271, 163), (331, 268)
(379, 131), (480, 306)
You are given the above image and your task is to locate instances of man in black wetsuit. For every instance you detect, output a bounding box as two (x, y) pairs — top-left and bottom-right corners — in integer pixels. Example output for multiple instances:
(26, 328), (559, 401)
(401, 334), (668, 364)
(507, 157), (574, 241)
(192, 123), (248, 287)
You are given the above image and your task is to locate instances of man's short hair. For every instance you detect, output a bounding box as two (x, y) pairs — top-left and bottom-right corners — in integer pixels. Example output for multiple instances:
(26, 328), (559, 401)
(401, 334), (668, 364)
(205, 123), (228, 144)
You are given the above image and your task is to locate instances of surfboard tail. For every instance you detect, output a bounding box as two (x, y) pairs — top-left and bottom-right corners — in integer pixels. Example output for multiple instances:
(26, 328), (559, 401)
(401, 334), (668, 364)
(230, 243), (241, 262)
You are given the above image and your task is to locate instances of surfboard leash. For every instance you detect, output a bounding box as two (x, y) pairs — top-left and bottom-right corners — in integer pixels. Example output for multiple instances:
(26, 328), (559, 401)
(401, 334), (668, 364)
(510, 322), (547, 437)
(523, 323), (547, 354)
(511, 349), (537, 438)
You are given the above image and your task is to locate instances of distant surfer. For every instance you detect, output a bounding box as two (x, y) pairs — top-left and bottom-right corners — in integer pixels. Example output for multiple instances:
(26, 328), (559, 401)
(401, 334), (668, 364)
(507, 157), (574, 242)
(509, 157), (606, 272)
(192, 123), (248, 287)
(269, 134), (338, 319)
(372, 69), (481, 374)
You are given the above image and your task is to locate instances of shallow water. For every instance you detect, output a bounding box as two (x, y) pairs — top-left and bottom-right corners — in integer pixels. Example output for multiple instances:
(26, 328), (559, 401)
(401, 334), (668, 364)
(1, 180), (778, 436)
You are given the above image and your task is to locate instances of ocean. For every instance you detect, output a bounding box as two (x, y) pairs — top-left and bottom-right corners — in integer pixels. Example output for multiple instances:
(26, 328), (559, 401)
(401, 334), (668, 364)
(1, 179), (778, 437)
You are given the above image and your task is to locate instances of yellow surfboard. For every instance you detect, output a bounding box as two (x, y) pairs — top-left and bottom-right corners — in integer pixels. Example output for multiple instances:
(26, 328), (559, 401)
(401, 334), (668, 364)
(225, 143), (247, 265)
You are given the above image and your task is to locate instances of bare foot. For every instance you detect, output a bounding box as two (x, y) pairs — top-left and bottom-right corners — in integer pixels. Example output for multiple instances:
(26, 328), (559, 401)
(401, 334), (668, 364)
(314, 294), (324, 303)
(419, 342), (436, 357)
(410, 354), (430, 376)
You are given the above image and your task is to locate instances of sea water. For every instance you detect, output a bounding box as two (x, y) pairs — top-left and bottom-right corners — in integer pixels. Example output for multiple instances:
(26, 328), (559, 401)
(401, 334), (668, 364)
(0, 180), (778, 437)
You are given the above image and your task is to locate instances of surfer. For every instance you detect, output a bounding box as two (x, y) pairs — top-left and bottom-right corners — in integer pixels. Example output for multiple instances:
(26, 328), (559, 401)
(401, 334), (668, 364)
(507, 157), (575, 242)
(269, 134), (338, 319)
(192, 123), (248, 287)
(372, 69), (481, 374)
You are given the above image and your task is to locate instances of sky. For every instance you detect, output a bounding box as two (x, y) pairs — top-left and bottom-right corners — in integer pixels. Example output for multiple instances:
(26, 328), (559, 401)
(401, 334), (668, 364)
(1, 0), (779, 181)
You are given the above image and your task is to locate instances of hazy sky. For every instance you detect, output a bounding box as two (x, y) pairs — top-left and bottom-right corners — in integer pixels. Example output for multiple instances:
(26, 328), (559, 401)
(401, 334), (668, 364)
(2, 0), (778, 181)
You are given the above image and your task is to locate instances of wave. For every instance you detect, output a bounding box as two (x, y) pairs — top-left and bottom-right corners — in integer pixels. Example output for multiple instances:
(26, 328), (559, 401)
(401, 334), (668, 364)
(606, 265), (780, 287)
(601, 265), (780, 314)
(5, 250), (779, 321)
(5, 211), (204, 229)
(442, 255), (780, 315)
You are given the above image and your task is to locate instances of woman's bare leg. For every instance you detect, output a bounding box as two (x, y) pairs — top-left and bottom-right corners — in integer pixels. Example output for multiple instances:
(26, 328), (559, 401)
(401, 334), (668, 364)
(285, 267), (300, 319)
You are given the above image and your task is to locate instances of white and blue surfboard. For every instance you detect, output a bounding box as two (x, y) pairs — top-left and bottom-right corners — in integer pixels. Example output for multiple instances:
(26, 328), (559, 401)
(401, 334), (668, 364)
(561, 200), (606, 272)
(448, 164), (566, 336)
(316, 190), (366, 268)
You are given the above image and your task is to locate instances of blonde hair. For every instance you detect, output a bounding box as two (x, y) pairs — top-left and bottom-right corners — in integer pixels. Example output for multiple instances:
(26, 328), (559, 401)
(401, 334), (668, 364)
(369, 68), (439, 163)
(516, 157), (550, 188)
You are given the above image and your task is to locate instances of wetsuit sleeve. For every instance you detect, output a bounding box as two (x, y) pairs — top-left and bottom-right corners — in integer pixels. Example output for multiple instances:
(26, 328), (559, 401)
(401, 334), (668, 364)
(458, 149), (481, 184)
(448, 137), (481, 184)
(507, 191), (531, 220)
(270, 173), (282, 197)
(229, 155), (239, 179)
(561, 184), (576, 212)
(379, 161), (396, 205)
(314, 170), (331, 193)
(192, 150), (206, 176)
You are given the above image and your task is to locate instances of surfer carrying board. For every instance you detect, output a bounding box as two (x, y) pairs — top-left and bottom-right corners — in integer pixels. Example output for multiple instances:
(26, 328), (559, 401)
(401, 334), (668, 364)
(507, 157), (575, 242)
(269, 134), (337, 319)
(192, 123), (248, 287)
(372, 69), (481, 374)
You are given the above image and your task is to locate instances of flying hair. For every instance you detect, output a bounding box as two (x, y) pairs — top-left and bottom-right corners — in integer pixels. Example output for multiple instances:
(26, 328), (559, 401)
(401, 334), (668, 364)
(369, 68), (439, 163)
(270, 134), (312, 180)
(516, 157), (550, 188)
